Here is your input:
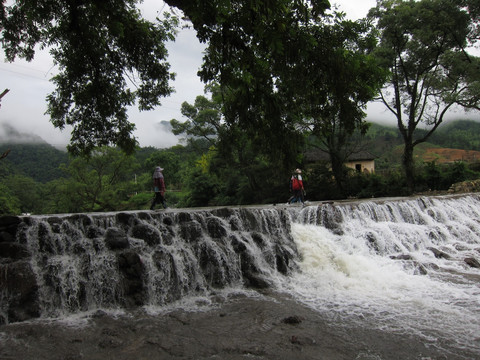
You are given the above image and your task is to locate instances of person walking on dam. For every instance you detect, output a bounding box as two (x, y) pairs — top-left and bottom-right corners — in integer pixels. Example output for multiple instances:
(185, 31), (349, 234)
(289, 168), (305, 205)
(150, 166), (167, 210)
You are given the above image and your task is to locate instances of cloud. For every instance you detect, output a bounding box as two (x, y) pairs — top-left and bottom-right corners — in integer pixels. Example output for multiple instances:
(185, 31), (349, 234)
(0, 1), (205, 150)
(2, 0), (477, 150)
(0, 123), (47, 144)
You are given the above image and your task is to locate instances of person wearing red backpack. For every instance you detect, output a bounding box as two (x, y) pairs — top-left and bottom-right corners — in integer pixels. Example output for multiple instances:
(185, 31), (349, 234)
(289, 168), (305, 205)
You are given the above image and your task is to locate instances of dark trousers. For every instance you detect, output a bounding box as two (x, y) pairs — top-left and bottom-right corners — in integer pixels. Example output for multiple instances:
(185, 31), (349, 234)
(290, 189), (304, 203)
(150, 192), (167, 209)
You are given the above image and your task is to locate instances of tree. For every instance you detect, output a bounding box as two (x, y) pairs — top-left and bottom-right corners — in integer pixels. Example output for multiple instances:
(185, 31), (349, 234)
(0, 183), (20, 215)
(165, 0), (331, 171)
(369, 0), (480, 192)
(170, 84), (223, 149)
(3, 174), (43, 214)
(58, 147), (139, 212)
(295, 15), (386, 194)
(1, 1), (178, 156)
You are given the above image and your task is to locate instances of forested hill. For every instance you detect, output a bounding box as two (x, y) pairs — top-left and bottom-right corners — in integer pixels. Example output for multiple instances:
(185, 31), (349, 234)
(0, 143), (69, 183)
(1, 119), (480, 184)
(428, 120), (480, 150)
(365, 119), (480, 155)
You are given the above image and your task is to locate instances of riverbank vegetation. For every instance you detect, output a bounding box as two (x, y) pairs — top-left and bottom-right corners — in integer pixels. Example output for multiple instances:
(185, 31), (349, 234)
(1, 120), (480, 215)
(1, 0), (480, 214)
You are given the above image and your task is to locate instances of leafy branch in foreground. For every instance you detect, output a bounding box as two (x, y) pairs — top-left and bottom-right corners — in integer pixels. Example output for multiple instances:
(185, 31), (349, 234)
(1, 1), (178, 156)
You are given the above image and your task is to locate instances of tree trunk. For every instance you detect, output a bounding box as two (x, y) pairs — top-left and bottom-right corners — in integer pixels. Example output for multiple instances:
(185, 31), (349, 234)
(402, 142), (415, 194)
(330, 152), (346, 196)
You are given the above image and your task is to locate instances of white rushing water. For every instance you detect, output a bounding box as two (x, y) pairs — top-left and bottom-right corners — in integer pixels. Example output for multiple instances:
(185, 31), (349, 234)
(285, 195), (480, 354)
(4, 195), (480, 356)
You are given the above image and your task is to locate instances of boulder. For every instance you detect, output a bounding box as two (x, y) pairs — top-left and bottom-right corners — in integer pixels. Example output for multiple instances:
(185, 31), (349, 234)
(0, 242), (30, 261)
(427, 247), (451, 259)
(131, 223), (161, 246)
(0, 261), (39, 323)
(105, 228), (129, 250)
(117, 250), (146, 307)
(465, 257), (480, 269)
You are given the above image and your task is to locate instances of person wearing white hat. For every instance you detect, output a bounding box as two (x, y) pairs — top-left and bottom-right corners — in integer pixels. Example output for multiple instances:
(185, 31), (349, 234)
(150, 166), (167, 210)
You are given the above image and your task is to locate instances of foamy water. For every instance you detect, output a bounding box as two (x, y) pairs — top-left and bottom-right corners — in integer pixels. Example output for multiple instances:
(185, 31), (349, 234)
(284, 197), (480, 354)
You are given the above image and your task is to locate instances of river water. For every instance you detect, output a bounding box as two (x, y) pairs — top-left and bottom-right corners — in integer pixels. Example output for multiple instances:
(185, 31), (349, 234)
(285, 195), (480, 357)
(1, 194), (480, 359)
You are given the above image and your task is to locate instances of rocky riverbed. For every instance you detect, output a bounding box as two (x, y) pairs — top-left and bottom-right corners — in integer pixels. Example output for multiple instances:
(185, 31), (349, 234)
(1, 291), (475, 360)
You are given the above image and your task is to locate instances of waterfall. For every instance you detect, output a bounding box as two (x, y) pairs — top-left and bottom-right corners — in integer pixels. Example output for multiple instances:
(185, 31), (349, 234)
(1, 194), (480, 355)
(287, 194), (480, 355)
(0, 207), (297, 323)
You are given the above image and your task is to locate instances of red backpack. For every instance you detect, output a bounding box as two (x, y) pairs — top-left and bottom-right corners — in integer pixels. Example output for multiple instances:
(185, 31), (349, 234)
(291, 175), (302, 191)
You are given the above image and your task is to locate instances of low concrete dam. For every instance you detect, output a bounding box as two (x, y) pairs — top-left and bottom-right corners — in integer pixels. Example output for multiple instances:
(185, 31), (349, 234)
(1, 194), (480, 359)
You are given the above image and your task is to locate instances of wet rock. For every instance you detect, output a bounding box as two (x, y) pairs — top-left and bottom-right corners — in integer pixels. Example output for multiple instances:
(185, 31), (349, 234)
(105, 228), (129, 250)
(319, 207), (344, 235)
(163, 216), (174, 226)
(0, 231), (14, 243)
(85, 225), (103, 239)
(206, 217), (228, 239)
(390, 254), (414, 260)
(282, 315), (303, 325)
(464, 257), (480, 268)
(176, 212), (193, 223)
(37, 222), (56, 254)
(66, 214), (92, 227)
(238, 209), (260, 230)
(179, 220), (203, 243)
(152, 249), (181, 303)
(413, 261), (428, 275)
(242, 270), (270, 289)
(115, 212), (136, 226)
(47, 217), (63, 233)
(0, 261), (39, 323)
(117, 250), (146, 307)
(0, 242), (30, 261)
(427, 247), (451, 259)
(0, 215), (21, 238)
(197, 242), (232, 288)
(131, 223), (161, 246)
(211, 207), (235, 218)
(251, 232), (266, 248)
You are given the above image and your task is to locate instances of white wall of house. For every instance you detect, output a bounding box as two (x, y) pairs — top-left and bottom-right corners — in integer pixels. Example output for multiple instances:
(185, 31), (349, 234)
(345, 160), (375, 173)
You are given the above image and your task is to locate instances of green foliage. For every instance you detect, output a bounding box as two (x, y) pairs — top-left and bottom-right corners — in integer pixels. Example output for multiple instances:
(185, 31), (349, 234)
(1, 143), (69, 183)
(57, 147), (139, 212)
(2, 174), (43, 214)
(429, 120), (480, 150)
(1, 2), (178, 156)
(184, 168), (219, 207)
(0, 183), (21, 215)
(369, 0), (480, 191)
(417, 160), (479, 191)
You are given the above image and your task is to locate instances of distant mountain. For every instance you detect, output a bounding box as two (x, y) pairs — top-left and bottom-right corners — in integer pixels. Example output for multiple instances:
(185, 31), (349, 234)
(364, 119), (480, 170)
(0, 143), (69, 183)
(0, 123), (47, 145)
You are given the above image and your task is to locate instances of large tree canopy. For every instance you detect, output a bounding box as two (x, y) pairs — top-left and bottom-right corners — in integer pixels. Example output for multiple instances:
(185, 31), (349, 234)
(297, 15), (386, 194)
(369, 0), (480, 191)
(1, 0), (178, 155)
(164, 0), (331, 169)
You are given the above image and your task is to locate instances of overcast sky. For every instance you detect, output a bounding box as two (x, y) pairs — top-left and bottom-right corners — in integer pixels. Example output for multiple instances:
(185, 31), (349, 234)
(1, 0), (466, 150)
